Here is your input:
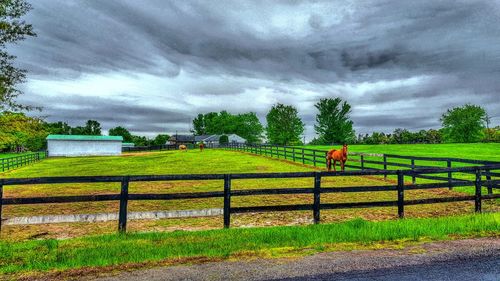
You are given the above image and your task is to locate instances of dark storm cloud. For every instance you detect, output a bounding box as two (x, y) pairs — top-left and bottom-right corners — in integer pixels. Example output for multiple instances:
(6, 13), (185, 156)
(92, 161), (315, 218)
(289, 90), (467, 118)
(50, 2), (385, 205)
(354, 115), (437, 131)
(23, 94), (192, 134)
(11, 0), (500, 137)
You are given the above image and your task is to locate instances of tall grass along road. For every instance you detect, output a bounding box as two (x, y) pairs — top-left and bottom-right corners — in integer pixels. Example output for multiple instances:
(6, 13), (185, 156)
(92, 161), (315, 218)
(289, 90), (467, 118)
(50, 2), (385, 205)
(0, 214), (498, 279)
(95, 238), (500, 281)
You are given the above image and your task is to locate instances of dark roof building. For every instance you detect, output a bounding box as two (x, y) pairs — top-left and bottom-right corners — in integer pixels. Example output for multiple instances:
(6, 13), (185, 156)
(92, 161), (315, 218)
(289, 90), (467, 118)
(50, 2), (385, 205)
(168, 134), (195, 144)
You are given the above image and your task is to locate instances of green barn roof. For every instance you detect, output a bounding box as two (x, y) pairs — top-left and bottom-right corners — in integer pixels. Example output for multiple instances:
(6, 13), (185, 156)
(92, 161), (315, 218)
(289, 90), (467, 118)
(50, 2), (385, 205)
(46, 135), (123, 141)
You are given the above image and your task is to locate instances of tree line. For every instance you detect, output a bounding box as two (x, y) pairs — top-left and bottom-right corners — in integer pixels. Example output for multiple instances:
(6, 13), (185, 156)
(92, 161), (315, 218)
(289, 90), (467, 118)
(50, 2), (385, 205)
(352, 104), (499, 144)
(1, 100), (498, 153)
(0, 114), (169, 152)
(191, 97), (356, 146)
(192, 111), (263, 143)
(192, 101), (498, 145)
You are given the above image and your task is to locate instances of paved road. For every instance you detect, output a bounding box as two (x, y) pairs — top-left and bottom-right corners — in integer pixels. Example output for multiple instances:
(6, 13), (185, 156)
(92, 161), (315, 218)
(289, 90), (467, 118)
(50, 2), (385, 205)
(93, 238), (499, 281)
(275, 255), (499, 280)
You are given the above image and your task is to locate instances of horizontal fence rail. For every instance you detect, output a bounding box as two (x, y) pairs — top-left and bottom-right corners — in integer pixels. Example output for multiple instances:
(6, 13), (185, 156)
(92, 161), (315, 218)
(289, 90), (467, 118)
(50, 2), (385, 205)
(122, 144), (177, 152)
(0, 151), (48, 172)
(222, 143), (500, 194)
(0, 164), (499, 234)
(122, 142), (225, 152)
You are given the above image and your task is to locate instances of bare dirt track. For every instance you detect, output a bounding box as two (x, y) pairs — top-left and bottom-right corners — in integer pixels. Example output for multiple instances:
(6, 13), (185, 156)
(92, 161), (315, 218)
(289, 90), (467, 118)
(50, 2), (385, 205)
(89, 238), (499, 281)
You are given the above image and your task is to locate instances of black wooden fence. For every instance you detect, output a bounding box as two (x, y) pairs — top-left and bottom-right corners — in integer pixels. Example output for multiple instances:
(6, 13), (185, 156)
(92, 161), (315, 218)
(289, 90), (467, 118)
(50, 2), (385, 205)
(0, 164), (499, 234)
(122, 144), (177, 152)
(122, 143), (220, 152)
(223, 143), (500, 194)
(0, 151), (48, 172)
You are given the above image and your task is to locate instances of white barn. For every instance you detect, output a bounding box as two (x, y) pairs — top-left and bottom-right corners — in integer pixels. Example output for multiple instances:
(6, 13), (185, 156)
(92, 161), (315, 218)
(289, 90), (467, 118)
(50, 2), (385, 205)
(47, 135), (123, 157)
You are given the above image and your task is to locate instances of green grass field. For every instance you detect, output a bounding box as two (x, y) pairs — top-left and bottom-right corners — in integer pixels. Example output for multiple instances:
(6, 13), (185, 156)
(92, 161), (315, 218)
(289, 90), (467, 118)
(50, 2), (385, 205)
(0, 152), (31, 159)
(0, 213), (498, 277)
(299, 143), (499, 195)
(302, 143), (500, 161)
(0, 148), (498, 241)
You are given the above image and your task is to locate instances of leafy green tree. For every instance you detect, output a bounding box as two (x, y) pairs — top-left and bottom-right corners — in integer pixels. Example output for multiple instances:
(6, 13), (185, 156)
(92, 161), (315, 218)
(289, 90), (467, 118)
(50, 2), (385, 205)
(483, 127), (499, 142)
(440, 104), (486, 143)
(0, 0), (36, 110)
(365, 132), (389, 144)
(131, 135), (150, 146)
(45, 121), (72, 135)
(266, 103), (304, 145)
(211, 110), (235, 134)
(70, 120), (101, 135)
(70, 126), (85, 135)
(152, 134), (170, 146)
(391, 128), (413, 144)
(314, 98), (355, 144)
(109, 126), (133, 142)
(234, 112), (263, 143)
(203, 112), (222, 134)
(192, 114), (206, 135)
(0, 111), (47, 151)
(83, 120), (101, 135)
(425, 129), (442, 144)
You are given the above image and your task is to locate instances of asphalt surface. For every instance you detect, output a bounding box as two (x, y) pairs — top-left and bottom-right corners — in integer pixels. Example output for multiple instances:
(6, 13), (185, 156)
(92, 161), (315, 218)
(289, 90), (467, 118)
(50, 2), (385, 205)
(93, 238), (499, 281)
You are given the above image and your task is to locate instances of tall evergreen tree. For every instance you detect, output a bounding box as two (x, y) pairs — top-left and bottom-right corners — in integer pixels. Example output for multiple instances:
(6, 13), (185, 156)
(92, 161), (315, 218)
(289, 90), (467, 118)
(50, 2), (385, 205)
(192, 114), (205, 135)
(314, 98), (355, 144)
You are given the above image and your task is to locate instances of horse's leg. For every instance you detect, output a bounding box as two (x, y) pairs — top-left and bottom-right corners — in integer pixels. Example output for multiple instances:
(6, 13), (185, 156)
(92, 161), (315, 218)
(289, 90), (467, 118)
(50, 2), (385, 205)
(341, 161), (345, 171)
(327, 159), (331, 171)
(333, 160), (337, 171)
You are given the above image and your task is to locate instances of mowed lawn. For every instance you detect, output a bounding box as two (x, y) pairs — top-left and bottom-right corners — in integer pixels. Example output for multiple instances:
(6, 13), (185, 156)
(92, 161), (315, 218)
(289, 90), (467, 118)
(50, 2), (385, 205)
(302, 143), (500, 161)
(300, 143), (500, 192)
(0, 148), (498, 241)
(0, 152), (32, 159)
(1, 149), (314, 177)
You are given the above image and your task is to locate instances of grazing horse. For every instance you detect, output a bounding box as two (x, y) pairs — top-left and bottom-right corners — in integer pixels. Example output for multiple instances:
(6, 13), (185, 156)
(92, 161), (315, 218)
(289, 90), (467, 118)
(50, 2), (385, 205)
(326, 144), (348, 171)
(179, 144), (187, 151)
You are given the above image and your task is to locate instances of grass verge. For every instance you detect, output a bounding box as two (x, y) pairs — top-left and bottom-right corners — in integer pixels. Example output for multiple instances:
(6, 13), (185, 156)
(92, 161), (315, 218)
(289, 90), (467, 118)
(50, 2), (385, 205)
(0, 213), (498, 277)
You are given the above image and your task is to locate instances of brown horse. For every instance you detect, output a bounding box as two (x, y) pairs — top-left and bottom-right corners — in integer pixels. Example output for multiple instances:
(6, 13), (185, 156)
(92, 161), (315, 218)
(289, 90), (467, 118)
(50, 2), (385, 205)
(179, 144), (187, 151)
(199, 142), (204, 152)
(326, 144), (348, 171)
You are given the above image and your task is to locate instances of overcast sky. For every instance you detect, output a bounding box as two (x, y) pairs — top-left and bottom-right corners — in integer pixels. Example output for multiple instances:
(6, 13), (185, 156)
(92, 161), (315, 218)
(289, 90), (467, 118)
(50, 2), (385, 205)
(11, 0), (500, 140)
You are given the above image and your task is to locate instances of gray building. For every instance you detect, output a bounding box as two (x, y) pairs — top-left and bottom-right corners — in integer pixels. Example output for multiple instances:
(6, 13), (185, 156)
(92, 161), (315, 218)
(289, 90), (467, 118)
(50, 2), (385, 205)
(47, 135), (123, 157)
(195, 134), (247, 146)
(168, 134), (196, 146)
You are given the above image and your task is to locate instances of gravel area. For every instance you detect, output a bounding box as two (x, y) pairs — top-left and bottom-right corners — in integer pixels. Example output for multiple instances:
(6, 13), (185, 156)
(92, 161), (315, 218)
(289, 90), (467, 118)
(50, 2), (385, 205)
(89, 238), (500, 281)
